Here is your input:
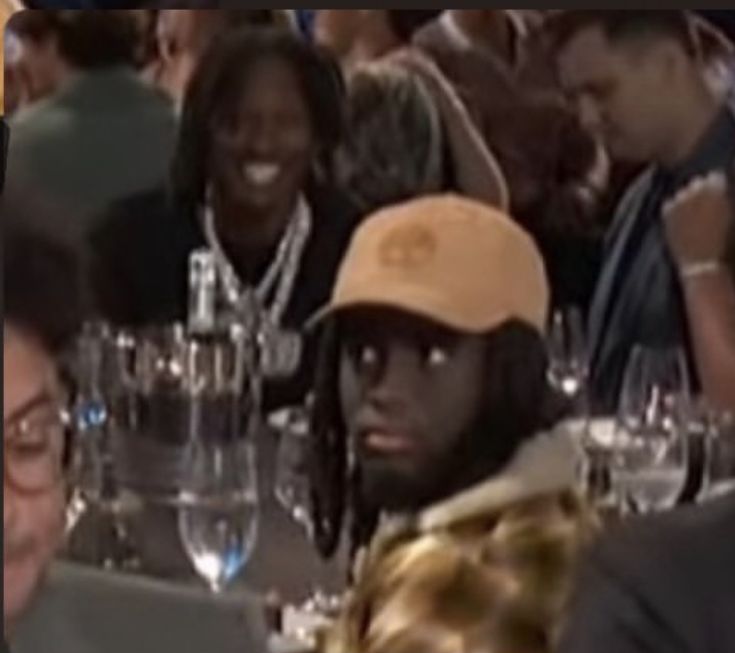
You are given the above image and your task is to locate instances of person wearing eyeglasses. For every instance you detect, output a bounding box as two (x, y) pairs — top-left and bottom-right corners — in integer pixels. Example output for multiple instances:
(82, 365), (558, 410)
(3, 198), (83, 638)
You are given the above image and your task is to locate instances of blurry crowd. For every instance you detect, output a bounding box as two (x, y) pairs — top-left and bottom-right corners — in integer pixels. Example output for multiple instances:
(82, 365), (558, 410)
(3, 9), (735, 653)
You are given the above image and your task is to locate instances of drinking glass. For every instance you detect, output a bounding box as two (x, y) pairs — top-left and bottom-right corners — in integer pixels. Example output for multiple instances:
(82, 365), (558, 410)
(547, 306), (589, 409)
(612, 346), (691, 514)
(699, 412), (735, 502)
(179, 438), (259, 593)
(273, 405), (313, 537)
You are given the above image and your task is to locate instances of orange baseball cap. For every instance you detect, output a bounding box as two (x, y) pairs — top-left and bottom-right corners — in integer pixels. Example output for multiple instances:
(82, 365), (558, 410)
(312, 194), (549, 334)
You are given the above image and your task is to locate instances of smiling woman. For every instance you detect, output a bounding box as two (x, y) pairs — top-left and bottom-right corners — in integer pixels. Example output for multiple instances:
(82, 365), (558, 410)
(89, 25), (361, 412)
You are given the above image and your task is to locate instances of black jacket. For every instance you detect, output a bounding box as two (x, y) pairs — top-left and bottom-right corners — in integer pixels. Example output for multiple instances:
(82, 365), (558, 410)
(559, 495), (735, 653)
(88, 183), (361, 410)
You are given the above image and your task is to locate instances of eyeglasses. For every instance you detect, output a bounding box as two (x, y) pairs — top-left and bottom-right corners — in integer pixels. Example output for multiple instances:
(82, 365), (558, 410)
(4, 401), (69, 495)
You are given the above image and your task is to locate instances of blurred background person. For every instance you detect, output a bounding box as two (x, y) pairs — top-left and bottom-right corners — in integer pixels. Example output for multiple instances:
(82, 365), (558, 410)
(553, 10), (735, 413)
(1, 0), (22, 111)
(6, 10), (177, 243)
(410, 10), (608, 312)
(150, 8), (282, 109)
(337, 52), (508, 214)
(317, 11), (613, 306)
(313, 10), (440, 72)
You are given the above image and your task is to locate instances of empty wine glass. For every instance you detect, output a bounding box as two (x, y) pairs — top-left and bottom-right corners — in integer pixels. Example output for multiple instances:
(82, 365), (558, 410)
(273, 405), (313, 537)
(547, 306), (589, 409)
(179, 438), (259, 593)
(612, 346), (691, 514)
(699, 411), (735, 502)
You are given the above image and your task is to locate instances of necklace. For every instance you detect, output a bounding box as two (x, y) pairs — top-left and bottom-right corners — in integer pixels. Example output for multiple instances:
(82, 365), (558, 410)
(202, 196), (312, 377)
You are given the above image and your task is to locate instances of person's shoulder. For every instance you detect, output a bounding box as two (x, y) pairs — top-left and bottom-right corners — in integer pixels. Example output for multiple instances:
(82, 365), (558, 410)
(8, 96), (69, 143)
(308, 182), (363, 240)
(89, 186), (181, 249)
(412, 16), (446, 52)
(560, 497), (735, 653)
(593, 496), (735, 592)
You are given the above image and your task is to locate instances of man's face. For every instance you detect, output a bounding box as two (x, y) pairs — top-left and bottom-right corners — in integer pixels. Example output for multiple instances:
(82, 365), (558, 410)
(338, 309), (486, 512)
(557, 27), (675, 163)
(4, 325), (66, 634)
(156, 10), (215, 106)
(208, 56), (316, 227)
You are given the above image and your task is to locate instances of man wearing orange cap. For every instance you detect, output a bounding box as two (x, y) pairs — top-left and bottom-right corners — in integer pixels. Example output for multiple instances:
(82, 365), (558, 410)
(307, 195), (597, 652)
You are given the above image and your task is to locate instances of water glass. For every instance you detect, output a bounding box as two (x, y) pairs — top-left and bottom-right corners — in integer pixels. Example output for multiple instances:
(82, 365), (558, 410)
(178, 439), (259, 593)
(273, 406), (313, 536)
(612, 346), (691, 514)
(547, 306), (589, 408)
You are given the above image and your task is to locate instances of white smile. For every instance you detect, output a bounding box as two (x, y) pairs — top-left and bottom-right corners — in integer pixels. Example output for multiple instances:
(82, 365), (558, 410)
(242, 163), (281, 187)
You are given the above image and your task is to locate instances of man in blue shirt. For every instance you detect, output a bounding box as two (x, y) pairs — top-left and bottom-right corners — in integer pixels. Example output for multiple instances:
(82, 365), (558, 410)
(553, 11), (735, 414)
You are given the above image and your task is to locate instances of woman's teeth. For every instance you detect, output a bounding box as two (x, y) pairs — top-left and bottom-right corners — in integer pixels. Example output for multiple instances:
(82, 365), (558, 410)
(243, 163), (280, 186)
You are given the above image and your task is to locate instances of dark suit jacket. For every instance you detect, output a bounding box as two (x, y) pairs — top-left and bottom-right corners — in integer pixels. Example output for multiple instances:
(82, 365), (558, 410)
(88, 182), (361, 410)
(559, 495), (735, 653)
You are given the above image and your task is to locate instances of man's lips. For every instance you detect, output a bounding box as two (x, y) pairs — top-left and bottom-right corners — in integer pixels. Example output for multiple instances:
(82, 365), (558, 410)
(360, 430), (416, 455)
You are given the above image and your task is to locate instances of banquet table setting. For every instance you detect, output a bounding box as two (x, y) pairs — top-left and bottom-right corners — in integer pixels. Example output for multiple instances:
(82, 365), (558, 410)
(10, 303), (733, 653)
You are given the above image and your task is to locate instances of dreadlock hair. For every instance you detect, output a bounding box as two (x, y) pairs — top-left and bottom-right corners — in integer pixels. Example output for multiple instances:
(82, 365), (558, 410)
(309, 318), (568, 560)
(170, 25), (345, 216)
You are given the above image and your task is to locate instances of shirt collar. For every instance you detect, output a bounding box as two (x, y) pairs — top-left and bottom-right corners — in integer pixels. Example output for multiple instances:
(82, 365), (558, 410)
(414, 422), (582, 532)
(663, 103), (735, 189)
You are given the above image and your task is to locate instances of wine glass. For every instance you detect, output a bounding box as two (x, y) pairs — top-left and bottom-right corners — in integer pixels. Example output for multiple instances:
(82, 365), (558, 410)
(273, 405), (313, 537)
(271, 403), (343, 625)
(612, 346), (691, 514)
(65, 321), (109, 532)
(179, 438), (259, 593)
(699, 411), (735, 502)
(547, 306), (589, 410)
(66, 321), (141, 569)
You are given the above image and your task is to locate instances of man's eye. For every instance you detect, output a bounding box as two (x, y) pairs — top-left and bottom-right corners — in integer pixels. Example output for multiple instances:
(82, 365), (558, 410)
(425, 345), (449, 368)
(357, 344), (379, 368)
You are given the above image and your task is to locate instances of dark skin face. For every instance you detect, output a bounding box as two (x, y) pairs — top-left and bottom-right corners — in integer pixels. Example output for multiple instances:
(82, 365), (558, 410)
(208, 55), (316, 253)
(338, 308), (487, 512)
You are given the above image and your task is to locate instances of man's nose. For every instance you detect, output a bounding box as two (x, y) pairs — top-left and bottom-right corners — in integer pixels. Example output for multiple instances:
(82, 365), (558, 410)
(249, 117), (280, 156)
(367, 346), (420, 412)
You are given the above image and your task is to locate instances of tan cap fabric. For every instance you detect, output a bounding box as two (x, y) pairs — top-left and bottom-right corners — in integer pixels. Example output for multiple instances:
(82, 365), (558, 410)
(313, 194), (549, 334)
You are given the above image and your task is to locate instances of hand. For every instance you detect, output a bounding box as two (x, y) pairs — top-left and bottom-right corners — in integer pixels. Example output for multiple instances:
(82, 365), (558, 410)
(662, 171), (733, 267)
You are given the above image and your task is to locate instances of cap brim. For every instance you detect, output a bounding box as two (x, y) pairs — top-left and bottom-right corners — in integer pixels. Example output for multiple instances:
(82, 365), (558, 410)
(305, 281), (497, 335)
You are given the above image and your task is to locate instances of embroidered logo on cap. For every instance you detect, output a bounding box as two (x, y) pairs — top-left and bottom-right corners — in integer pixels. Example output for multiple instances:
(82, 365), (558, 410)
(378, 224), (437, 269)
